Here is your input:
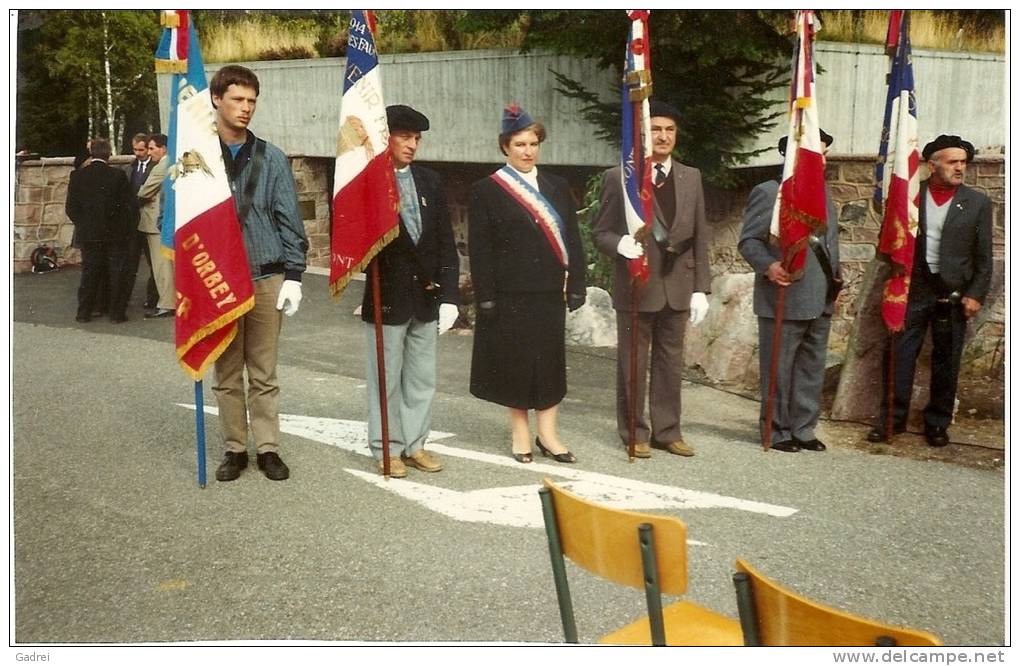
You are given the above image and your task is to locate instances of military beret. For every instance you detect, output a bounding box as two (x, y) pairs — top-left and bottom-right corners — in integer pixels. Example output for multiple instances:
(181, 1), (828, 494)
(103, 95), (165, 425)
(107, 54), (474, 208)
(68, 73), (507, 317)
(778, 128), (833, 156)
(922, 134), (974, 161)
(386, 104), (429, 133)
(648, 99), (682, 124)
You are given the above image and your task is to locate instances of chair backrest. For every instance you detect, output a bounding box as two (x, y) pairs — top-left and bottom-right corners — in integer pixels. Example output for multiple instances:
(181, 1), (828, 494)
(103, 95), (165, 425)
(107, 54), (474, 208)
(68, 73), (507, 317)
(542, 478), (689, 594)
(733, 559), (943, 646)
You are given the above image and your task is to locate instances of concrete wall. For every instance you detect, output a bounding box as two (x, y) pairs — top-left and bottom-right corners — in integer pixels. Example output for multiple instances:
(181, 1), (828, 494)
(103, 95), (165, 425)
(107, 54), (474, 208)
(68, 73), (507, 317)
(158, 43), (1005, 168)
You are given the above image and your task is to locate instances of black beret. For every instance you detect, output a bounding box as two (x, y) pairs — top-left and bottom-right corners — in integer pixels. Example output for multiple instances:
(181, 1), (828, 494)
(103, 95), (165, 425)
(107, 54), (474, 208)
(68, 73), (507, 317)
(648, 99), (681, 124)
(922, 134), (974, 162)
(778, 128), (833, 156)
(386, 104), (429, 133)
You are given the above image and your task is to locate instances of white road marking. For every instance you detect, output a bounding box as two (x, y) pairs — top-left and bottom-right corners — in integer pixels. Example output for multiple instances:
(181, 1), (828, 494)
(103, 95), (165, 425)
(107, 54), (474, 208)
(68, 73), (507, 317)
(181, 405), (797, 530)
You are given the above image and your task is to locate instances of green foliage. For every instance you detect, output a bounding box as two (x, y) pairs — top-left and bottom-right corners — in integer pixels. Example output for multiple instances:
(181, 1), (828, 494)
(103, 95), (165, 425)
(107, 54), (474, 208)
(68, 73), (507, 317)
(458, 10), (792, 187)
(576, 172), (616, 294)
(17, 10), (162, 155)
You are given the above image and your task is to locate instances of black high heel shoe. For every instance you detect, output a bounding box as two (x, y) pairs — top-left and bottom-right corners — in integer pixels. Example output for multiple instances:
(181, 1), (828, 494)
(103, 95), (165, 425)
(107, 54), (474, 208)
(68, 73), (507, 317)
(535, 437), (576, 463)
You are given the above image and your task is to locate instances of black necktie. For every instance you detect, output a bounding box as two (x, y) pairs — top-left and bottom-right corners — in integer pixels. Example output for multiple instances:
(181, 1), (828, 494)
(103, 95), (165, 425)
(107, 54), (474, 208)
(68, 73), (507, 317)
(654, 164), (666, 186)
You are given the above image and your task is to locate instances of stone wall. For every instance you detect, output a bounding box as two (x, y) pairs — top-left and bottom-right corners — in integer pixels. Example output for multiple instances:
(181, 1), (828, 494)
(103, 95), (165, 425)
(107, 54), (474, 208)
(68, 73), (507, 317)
(14, 153), (1004, 398)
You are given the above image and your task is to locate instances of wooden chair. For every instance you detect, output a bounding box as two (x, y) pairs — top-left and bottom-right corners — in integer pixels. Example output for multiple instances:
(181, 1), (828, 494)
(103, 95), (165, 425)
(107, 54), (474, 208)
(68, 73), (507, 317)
(732, 558), (942, 646)
(538, 478), (742, 645)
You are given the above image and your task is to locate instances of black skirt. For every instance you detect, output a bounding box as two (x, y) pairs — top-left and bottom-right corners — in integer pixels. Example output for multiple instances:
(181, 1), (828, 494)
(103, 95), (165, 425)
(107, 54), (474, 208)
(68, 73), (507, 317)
(470, 291), (567, 410)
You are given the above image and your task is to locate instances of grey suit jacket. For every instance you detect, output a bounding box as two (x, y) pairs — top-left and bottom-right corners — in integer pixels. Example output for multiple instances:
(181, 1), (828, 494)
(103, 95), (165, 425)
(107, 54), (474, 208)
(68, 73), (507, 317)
(592, 159), (711, 312)
(916, 181), (993, 302)
(738, 179), (840, 321)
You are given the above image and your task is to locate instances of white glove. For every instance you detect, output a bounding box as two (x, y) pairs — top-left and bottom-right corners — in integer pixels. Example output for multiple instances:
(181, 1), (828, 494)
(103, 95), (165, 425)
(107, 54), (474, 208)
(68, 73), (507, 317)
(689, 291), (709, 326)
(276, 279), (302, 317)
(616, 235), (644, 259)
(438, 303), (459, 335)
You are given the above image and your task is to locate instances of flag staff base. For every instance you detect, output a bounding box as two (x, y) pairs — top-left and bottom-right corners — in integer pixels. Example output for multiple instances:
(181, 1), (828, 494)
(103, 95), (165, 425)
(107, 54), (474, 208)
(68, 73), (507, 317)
(762, 286), (787, 452)
(194, 380), (207, 488)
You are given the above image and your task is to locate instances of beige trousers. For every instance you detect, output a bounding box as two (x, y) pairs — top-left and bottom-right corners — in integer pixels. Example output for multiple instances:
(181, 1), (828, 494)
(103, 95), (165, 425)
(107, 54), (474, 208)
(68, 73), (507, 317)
(212, 274), (284, 455)
(145, 233), (175, 311)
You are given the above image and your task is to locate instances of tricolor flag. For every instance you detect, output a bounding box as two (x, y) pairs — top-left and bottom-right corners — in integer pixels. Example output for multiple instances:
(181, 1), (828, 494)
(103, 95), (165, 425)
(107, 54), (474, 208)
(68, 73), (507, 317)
(329, 10), (399, 297)
(874, 10), (920, 332)
(156, 10), (254, 379)
(620, 9), (654, 283)
(770, 10), (828, 280)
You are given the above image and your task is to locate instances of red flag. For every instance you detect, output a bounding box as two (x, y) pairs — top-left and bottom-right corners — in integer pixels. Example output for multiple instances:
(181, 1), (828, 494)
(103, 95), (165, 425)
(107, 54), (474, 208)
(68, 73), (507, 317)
(329, 10), (399, 297)
(770, 10), (828, 280)
(876, 10), (920, 332)
(158, 11), (255, 379)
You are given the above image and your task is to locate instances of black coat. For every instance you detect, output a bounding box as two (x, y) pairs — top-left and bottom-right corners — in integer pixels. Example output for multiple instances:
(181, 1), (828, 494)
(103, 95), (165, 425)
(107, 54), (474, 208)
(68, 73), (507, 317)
(468, 170), (585, 301)
(467, 169), (585, 409)
(65, 161), (138, 243)
(361, 165), (460, 325)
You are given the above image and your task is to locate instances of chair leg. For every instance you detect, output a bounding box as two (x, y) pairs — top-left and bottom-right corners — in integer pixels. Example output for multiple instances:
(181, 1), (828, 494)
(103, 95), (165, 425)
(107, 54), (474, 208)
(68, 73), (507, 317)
(733, 571), (761, 646)
(638, 523), (667, 646)
(539, 487), (578, 643)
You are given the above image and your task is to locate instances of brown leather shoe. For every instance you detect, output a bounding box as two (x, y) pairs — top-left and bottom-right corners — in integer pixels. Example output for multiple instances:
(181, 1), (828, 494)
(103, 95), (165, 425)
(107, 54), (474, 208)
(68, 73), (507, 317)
(630, 442), (652, 458)
(402, 449), (443, 472)
(652, 439), (695, 457)
(377, 458), (407, 478)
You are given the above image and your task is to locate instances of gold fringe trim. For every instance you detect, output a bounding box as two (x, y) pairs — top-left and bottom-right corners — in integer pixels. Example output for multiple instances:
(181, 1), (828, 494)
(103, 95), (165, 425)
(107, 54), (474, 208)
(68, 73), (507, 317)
(795, 96), (812, 109)
(161, 245), (175, 261)
(155, 60), (187, 74)
(329, 226), (399, 300)
(161, 12), (180, 28)
(176, 294), (255, 380)
(179, 326), (237, 381)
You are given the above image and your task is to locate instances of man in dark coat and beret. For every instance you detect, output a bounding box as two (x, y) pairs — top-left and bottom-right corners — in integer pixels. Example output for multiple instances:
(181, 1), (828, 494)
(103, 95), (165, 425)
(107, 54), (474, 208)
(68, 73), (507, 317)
(362, 104), (460, 478)
(867, 134), (993, 447)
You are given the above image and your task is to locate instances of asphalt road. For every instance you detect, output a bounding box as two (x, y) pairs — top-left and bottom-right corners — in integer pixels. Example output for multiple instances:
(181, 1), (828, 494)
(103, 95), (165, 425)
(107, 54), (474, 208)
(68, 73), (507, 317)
(10, 267), (1006, 646)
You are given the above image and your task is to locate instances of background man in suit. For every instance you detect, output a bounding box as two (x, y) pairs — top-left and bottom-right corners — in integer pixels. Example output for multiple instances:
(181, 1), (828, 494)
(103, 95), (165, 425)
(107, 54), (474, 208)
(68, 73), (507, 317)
(362, 104), (459, 478)
(739, 131), (841, 453)
(65, 138), (138, 323)
(868, 134), (993, 447)
(122, 132), (160, 313)
(593, 100), (711, 459)
(137, 133), (175, 319)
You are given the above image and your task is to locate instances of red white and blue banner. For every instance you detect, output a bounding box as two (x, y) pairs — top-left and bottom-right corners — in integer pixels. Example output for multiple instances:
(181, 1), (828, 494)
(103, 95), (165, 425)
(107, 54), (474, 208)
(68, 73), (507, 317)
(620, 9), (654, 283)
(770, 10), (828, 281)
(875, 10), (920, 332)
(490, 166), (568, 267)
(157, 10), (254, 379)
(329, 10), (399, 297)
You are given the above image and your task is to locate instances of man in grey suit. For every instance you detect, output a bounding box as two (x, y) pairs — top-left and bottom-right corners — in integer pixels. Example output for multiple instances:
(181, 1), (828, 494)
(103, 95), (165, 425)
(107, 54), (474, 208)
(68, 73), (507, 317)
(738, 130), (841, 453)
(593, 100), (711, 459)
(867, 134), (993, 447)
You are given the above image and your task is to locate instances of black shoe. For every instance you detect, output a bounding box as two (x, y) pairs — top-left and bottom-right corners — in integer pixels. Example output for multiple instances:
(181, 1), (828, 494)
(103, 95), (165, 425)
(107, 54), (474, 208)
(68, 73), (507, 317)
(535, 437), (576, 463)
(866, 425), (905, 443)
(216, 451), (249, 482)
(75, 314), (91, 323)
(512, 452), (533, 463)
(770, 440), (801, 453)
(794, 437), (826, 452)
(110, 313), (128, 323)
(925, 426), (950, 448)
(257, 451), (290, 480)
(145, 308), (174, 319)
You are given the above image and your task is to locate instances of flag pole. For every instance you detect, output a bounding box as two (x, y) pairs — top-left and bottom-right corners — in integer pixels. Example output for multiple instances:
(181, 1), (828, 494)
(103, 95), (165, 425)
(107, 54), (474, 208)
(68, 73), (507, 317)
(885, 332), (896, 440)
(762, 286), (786, 451)
(627, 291), (639, 462)
(370, 260), (392, 478)
(194, 380), (207, 487)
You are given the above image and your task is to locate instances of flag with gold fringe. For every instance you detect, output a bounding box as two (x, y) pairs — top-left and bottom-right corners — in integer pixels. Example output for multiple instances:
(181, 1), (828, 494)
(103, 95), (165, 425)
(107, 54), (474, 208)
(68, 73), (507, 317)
(619, 9), (654, 283)
(329, 10), (399, 298)
(770, 10), (828, 280)
(874, 10), (920, 332)
(156, 9), (254, 379)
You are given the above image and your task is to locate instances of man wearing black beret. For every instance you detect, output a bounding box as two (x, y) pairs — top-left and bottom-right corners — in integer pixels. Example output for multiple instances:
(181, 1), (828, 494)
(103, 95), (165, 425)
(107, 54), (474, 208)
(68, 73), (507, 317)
(593, 99), (712, 459)
(362, 104), (460, 477)
(868, 134), (993, 447)
(739, 129), (841, 453)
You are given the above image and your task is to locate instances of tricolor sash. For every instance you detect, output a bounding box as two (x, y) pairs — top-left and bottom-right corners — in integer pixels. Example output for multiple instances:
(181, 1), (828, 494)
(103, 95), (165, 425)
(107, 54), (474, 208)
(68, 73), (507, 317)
(489, 166), (568, 268)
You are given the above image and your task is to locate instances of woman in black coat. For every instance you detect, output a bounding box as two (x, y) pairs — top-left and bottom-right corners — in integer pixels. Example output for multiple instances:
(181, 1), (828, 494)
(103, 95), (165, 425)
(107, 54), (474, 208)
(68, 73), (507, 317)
(468, 104), (586, 463)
